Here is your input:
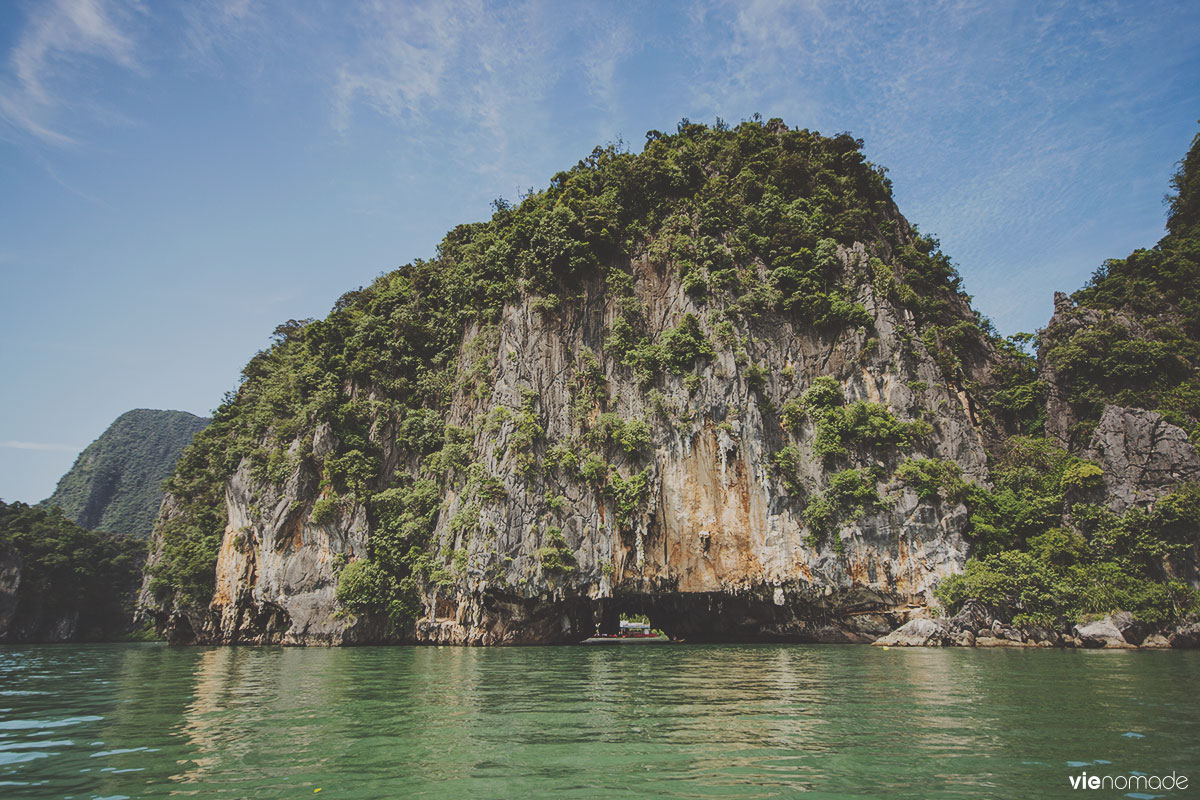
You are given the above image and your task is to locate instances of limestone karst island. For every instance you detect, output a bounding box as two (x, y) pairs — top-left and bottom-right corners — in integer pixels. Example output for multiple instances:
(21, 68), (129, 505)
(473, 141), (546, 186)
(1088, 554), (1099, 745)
(95, 120), (1192, 651)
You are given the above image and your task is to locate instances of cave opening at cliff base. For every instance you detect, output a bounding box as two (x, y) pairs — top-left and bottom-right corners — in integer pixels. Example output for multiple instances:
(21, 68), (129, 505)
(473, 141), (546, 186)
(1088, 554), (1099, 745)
(582, 592), (852, 644)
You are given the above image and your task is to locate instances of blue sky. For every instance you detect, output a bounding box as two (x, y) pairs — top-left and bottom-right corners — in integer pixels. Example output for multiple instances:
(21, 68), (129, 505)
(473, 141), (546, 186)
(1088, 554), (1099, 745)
(2, 0), (1199, 505)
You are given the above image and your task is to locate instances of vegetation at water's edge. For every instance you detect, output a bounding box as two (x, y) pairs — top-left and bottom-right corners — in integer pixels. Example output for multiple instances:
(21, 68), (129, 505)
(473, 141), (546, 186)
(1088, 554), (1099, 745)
(0, 500), (147, 642)
(926, 438), (1200, 626)
(936, 127), (1200, 628)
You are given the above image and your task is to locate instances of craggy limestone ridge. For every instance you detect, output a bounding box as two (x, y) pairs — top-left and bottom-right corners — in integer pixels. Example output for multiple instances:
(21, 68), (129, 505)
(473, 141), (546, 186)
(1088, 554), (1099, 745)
(149, 245), (985, 646)
(138, 119), (1200, 646)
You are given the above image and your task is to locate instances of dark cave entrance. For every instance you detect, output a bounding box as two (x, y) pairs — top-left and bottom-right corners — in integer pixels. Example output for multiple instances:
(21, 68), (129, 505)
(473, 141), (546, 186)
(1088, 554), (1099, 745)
(575, 591), (850, 644)
(584, 593), (756, 642)
(569, 598), (665, 641)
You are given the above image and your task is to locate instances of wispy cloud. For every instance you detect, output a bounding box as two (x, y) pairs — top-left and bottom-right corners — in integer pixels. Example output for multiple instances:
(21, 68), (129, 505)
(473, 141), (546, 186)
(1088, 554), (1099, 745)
(0, 440), (81, 453)
(30, 149), (113, 206)
(181, 0), (256, 61)
(332, 0), (484, 132)
(0, 0), (140, 146)
(329, 0), (637, 188)
(579, 16), (634, 116)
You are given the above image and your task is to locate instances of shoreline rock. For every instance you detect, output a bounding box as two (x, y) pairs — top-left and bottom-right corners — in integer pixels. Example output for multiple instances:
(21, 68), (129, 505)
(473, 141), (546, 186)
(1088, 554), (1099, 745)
(871, 610), (1198, 649)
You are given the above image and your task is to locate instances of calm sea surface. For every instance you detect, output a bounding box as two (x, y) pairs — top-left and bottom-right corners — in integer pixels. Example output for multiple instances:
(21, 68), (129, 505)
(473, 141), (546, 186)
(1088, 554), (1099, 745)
(0, 643), (1196, 799)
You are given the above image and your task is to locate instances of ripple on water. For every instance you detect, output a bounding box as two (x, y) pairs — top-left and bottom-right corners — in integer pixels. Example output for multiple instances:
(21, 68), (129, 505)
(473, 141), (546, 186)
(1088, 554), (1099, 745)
(0, 740), (72, 751)
(0, 644), (1196, 799)
(90, 746), (157, 758)
(0, 752), (52, 766)
(0, 716), (102, 731)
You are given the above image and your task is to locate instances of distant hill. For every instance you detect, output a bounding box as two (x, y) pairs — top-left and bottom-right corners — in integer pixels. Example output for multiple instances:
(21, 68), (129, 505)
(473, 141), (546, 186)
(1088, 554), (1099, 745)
(42, 409), (210, 538)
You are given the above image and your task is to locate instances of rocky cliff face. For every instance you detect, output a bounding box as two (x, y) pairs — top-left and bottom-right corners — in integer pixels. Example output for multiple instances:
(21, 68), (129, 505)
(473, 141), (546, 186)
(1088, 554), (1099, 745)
(139, 119), (1200, 646)
(413, 243), (988, 644)
(143, 230), (994, 645)
(1083, 405), (1200, 515)
(0, 546), (29, 638)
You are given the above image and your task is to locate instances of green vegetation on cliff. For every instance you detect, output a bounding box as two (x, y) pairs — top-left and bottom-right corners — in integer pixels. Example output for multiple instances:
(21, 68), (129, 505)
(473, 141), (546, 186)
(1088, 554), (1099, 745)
(42, 409), (210, 538)
(933, 439), (1199, 626)
(145, 118), (1200, 638)
(0, 500), (146, 641)
(785, 375), (931, 460)
(1041, 128), (1200, 448)
(148, 118), (990, 625)
(938, 128), (1200, 628)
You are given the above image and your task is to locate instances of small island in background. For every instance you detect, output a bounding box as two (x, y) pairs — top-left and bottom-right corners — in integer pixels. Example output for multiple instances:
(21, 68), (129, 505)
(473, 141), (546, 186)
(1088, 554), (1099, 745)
(2, 410), (207, 642)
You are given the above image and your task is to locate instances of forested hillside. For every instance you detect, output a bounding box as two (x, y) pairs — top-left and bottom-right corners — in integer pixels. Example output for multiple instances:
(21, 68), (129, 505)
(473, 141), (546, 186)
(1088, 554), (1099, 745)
(0, 501), (145, 642)
(42, 409), (209, 538)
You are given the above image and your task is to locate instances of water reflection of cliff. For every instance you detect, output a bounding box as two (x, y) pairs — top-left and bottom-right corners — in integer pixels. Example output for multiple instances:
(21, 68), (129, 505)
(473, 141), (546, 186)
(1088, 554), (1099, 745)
(89, 644), (1200, 799)
(172, 647), (346, 786)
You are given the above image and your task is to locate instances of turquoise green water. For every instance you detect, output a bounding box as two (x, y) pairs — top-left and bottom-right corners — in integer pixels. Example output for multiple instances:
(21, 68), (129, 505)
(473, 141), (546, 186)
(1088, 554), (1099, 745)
(0, 644), (1197, 799)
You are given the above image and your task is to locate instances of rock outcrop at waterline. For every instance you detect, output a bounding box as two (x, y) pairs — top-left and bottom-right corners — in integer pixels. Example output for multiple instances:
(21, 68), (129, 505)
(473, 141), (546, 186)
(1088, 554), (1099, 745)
(138, 119), (1200, 646)
(872, 605), (1199, 649)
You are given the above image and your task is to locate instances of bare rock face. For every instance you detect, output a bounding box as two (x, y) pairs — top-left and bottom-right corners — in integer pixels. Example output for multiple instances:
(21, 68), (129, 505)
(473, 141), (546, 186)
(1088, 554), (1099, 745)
(1108, 611), (1151, 645)
(1169, 620), (1200, 648)
(871, 617), (952, 647)
(0, 546), (23, 637)
(143, 242), (994, 645)
(141, 429), (384, 645)
(1022, 625), (1061, 647)
(1073, 616), (1137, 649)
(947, 598), (1000, 632)
(1084, 405), (1200, 514)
